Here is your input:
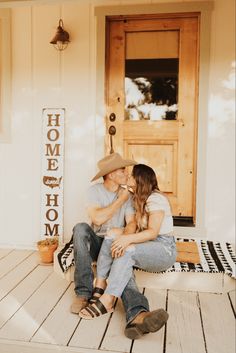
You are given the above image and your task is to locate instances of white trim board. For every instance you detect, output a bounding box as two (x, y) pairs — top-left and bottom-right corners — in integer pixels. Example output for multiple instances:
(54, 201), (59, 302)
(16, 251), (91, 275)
(53, 251), (235, 294)
(0, 339), (104, 353)
(0, 8), (11, 142)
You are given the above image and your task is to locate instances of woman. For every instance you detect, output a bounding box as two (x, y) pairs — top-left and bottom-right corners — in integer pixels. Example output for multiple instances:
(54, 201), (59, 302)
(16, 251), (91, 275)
(79, 164), (176, 319)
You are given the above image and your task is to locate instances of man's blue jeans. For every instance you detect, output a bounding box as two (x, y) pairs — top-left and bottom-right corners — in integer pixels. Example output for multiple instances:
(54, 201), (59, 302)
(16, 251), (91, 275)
(73, 222), (149, 324)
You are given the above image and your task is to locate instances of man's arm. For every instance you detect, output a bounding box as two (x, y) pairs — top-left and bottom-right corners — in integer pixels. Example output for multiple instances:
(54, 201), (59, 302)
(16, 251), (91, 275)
(87, 188), (130, 226)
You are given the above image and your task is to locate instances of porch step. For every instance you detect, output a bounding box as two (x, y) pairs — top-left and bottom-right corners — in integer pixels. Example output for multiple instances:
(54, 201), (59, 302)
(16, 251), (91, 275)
(53, 248), (235, 294)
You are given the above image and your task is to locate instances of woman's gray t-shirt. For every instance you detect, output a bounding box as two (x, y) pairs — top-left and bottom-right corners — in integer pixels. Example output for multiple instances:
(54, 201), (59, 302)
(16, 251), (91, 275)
(86, 183), (135, 236)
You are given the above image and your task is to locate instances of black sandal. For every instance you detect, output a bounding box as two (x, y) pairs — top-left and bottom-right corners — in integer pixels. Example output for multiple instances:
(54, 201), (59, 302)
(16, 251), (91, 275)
(79, 299), (114, 320)
(89, 287), (104, 304)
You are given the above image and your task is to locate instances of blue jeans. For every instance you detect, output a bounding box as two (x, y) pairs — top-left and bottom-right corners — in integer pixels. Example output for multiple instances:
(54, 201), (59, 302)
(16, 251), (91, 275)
(73, 222), (149, 324)
(97, 233), (176, 297)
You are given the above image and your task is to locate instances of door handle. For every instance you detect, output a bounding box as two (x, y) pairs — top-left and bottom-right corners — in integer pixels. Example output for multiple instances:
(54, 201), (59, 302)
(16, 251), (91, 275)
(108, 125), (116, 154)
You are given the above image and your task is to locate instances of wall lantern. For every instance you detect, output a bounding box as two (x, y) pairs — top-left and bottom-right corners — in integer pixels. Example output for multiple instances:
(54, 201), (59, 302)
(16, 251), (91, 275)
(50, 19), (70, 51)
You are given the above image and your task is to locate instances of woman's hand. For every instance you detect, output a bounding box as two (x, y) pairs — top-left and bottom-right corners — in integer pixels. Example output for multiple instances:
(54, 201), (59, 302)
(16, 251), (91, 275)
(111, 235), (132, 258)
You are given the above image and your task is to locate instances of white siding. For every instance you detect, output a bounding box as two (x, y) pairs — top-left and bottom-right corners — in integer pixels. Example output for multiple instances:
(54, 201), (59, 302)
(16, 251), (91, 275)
(205, 0), (235, 243)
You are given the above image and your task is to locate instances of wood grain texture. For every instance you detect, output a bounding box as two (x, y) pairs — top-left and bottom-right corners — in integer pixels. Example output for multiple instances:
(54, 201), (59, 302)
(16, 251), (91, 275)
(0, 249), (235, 353)
(198, 292), (236, 353)
(106, 15), (199, 218)
(166, 290), (206, 353)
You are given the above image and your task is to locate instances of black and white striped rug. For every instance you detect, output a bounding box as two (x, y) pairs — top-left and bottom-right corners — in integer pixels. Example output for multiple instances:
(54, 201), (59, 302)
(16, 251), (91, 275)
(57, 237), (236, 278)
(164, 238), (236, 278)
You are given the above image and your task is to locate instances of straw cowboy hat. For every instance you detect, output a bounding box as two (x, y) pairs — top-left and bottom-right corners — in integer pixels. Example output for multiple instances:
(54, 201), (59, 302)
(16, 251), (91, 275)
(91, 153), (137, 182)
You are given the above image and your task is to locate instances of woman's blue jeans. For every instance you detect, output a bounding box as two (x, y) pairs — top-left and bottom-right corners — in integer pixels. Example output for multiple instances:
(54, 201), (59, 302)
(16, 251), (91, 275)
(97, 233), (176, 298)
(73, 222), (150, 324)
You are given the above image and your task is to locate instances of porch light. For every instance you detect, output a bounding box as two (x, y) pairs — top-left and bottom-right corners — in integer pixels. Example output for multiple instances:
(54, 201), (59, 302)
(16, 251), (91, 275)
(50, 19), (70, 51)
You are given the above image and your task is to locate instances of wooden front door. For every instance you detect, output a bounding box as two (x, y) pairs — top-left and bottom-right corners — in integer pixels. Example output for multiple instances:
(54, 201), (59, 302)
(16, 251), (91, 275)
(105, 14), (199, 224)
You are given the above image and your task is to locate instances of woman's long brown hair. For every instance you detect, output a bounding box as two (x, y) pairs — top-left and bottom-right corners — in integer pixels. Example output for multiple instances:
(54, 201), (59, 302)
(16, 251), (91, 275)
(132, 164), (160, 230)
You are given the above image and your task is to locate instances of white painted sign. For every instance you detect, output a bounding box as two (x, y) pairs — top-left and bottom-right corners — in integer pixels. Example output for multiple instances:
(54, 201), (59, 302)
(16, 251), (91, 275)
(40, 108), (65, 242)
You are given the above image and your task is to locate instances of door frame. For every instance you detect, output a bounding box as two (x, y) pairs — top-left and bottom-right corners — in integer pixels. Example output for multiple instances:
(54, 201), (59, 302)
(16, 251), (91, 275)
(94, 2), (213, 236)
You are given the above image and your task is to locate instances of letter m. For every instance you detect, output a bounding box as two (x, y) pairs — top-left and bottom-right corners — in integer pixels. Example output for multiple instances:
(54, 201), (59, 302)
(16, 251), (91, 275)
(45, 144), (61, 156)
(44, 223), (59, 236)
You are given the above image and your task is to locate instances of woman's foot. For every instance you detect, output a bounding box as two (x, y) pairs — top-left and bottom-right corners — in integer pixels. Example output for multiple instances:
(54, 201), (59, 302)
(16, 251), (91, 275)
(90, 277), (107, 303)
(79, 294), (115, 320)
(89, 287), (105, 304)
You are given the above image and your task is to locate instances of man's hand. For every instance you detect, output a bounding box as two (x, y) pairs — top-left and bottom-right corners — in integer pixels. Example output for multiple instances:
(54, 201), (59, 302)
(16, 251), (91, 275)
(87, 186), (132, 227)
(117, 187), (130, 203)
(111, 235), (132, 258)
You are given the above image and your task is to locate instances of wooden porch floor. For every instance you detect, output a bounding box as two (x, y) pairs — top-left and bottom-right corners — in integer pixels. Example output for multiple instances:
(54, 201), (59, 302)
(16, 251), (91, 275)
(0, 249), (235, 353)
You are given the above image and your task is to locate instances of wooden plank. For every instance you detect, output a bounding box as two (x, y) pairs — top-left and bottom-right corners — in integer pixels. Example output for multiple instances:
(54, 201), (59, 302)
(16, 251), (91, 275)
(0, 265), (52, 328)
(123, 121), (178, 140)
(0, 272), (69, 341)
(132, 288), (167, 353)
(106, 19), (125, 156)
(127, 142), (176, 193)
(0, 250), (33, 279)
(0, 249), (13, 260)
(0, 252), (39, 300)
(228, 290), (235, 314)
(68, 301), (113, 349)
(126, 31), (179, 59)
(31, 283), (78, 345)
(100, 298), (132, 353)
(166, 290), (205, 353)
(199, 292), (236, 353)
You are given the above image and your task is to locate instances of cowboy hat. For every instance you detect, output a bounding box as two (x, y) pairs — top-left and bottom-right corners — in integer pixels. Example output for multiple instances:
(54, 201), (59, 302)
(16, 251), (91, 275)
(91, 153), (137, 182)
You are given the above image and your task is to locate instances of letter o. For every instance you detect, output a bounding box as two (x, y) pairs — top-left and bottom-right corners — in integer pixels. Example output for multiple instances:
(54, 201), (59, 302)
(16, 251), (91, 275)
(47, 129), (59, 141)
(46, 209), (58, 221)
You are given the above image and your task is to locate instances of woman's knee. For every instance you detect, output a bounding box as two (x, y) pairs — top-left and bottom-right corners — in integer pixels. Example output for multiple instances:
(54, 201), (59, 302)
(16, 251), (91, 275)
(126, 245), (135, 253)
(115, 246), (135, 262)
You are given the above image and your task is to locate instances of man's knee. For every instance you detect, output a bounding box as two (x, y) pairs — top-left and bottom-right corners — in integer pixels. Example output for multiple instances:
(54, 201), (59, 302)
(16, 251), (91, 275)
(73, 222), (91, 243)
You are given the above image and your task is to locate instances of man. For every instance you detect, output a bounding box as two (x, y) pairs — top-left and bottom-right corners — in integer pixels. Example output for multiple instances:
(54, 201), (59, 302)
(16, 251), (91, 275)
(71, 153), (168, 339)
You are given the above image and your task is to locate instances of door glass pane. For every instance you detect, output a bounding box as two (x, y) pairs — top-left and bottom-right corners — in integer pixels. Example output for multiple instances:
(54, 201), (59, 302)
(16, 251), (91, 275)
(125, 31), (179, 121)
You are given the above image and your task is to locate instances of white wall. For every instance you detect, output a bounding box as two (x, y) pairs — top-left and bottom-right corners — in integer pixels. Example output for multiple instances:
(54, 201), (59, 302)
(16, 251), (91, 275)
(205, 0), (235, 242)
(0, 0), (235, 247)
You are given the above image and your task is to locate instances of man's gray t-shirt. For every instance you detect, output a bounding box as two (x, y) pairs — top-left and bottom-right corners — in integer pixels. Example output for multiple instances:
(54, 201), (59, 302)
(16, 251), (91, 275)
(86, 183), (135, 236)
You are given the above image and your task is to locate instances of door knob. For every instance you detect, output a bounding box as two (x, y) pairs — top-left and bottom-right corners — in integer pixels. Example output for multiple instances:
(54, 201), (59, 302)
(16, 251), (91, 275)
(108, 125), (116, 135)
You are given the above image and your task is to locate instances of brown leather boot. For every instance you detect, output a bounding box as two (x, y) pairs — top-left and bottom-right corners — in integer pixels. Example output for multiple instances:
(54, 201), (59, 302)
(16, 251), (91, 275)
(124, 309), (169, 340)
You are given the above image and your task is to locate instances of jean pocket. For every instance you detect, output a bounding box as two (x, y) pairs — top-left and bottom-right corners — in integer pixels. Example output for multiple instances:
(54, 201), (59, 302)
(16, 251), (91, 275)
(159, 236), (176, 256)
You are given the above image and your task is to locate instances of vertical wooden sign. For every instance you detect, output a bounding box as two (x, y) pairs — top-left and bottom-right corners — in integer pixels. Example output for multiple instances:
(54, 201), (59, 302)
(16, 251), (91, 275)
(40, 108), (65, 242)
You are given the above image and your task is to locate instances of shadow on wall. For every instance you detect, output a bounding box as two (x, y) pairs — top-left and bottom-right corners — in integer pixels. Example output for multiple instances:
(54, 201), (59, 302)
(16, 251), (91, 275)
(208, 61), (235, 138)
